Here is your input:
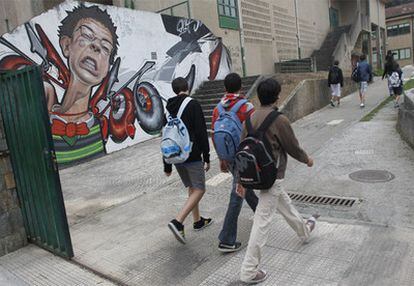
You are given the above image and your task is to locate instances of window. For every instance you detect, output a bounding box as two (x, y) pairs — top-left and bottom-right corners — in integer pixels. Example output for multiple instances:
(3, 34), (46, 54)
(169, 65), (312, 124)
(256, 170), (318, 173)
(217, 0), (239, 30)
(387, 23), (410, 37)
(392, 48), (411, 60)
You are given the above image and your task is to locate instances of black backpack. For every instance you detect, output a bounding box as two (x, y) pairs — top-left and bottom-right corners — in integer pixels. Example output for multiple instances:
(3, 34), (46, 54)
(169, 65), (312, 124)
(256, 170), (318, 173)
(351, 66), (360, 82)
(329, 67), (339, 84)
(235, 111), (281, 190)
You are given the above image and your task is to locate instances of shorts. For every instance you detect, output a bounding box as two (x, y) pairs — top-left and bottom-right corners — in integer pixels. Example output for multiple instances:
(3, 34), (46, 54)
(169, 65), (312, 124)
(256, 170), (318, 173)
(330, 83), (341, 97)
(175, 161), (206, 191)
(392, 86), (403, 96)
(359, 81), (368, 94)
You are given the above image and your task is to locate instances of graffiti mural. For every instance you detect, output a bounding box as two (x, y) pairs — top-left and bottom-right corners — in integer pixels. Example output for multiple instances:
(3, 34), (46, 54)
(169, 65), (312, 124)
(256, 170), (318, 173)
(0, 1), (231, 164)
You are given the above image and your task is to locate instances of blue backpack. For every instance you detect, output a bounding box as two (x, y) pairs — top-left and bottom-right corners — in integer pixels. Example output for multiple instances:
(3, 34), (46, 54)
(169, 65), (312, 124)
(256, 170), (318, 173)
(213, 99), (248, 162)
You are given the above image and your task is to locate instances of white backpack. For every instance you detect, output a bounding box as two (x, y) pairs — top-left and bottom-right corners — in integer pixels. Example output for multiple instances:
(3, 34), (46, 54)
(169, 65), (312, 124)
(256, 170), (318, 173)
(389, 71), (401, 87)
(161, 97), (193, 164)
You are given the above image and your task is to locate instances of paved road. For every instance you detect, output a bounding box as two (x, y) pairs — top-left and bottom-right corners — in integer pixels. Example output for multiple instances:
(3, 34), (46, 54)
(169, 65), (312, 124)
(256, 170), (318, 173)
(2, 78), (414, 285)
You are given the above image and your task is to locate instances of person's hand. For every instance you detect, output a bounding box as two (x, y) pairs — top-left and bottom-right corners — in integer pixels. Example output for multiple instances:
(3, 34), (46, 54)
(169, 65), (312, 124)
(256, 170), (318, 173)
(236, 184), (246, 198)
(307, 157), (314, 167)
(165, 172), (172, 177)
(204, 162), (210, 172)
(220, 159), (229, 173)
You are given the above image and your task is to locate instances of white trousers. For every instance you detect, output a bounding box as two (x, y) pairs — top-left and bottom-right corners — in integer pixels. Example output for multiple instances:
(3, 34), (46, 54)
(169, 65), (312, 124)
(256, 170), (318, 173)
(240, 180), (310, 282)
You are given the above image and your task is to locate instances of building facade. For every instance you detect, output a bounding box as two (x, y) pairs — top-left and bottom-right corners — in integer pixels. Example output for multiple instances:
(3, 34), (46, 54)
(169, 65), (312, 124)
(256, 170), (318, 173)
(386, 2), (414, 67)
(0, 0), (387, 75)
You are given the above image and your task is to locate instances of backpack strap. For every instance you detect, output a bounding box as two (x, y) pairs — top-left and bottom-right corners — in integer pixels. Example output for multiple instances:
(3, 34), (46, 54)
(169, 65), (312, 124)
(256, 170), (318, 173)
(246, 116), (254, 136)
(177, 97), (192, 119)
(257, 110), (282, 137)
(230, 99), (248, 113)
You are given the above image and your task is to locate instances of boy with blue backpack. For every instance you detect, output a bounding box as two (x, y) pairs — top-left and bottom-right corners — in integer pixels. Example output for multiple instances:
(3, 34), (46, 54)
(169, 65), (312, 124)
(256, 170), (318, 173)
(162, 77), (212, 244)
(211, 73), (258, 253)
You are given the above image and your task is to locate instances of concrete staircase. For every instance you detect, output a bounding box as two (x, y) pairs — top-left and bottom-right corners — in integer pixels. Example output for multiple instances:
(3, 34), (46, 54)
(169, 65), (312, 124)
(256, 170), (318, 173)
(192, 75), (260, 131)
(312, 25), (351, 71)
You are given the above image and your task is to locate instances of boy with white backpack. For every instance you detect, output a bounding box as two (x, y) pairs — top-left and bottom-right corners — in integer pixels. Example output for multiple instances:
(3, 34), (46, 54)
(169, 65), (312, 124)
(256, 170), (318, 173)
(211, 73), (258, 253)
(389, 62), (403, 108)
(162, 77), (212, 244)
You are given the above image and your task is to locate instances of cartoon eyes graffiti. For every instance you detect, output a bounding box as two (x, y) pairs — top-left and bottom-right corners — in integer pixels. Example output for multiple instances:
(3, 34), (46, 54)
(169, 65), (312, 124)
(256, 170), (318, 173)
(75, 25), (113, 56)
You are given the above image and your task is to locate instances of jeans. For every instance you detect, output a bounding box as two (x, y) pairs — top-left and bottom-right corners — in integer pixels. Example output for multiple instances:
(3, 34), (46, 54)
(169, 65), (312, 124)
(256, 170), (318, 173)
(218, 164), (258, 245)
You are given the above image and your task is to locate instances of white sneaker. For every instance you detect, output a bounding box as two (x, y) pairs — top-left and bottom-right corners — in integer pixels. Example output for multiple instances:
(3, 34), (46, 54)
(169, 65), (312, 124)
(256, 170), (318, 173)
(360, 103), (365, 108)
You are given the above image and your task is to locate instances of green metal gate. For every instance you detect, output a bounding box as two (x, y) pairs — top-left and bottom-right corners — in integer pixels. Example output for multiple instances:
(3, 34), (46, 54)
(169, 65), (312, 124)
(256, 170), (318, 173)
(0, 66), (73, 258)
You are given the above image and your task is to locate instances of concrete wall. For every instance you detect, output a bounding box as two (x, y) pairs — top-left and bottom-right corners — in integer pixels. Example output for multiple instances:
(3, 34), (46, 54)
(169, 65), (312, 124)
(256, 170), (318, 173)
(0, 115), (27, 257)
(330, 0), (358, 27)
(370, 0), (386, 28)
(0, 0), (231, 165)
(397, 90), (414, 149)
(280, 77), (357, 123)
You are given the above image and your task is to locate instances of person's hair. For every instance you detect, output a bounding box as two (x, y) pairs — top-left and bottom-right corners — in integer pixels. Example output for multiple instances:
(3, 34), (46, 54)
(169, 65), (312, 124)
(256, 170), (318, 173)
(224, 73), (242, 93)
(172, 77), (189, 94)
(257, 78), (281, 106)
(58, 4), (119, 64)
(333, 60), (339, 66)
(360, 54), (366, 61)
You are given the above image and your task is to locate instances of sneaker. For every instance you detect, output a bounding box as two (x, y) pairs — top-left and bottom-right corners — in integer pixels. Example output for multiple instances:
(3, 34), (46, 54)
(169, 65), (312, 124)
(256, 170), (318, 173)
(360, 103), (365, 108)
(242, 269), (268, 284)
(193, 217), (213, 231)
(168, 219), (186, 244)
(394, 102), (399, 108)
(330, 100), (335, 107)
(218, 242), (242, 253)
(302, 214), (320, 244)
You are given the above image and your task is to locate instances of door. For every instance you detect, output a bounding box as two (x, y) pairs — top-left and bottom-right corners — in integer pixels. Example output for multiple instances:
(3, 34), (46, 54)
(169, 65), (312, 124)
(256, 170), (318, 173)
(0, 66), (73, 258)
(329, 7), (339, 29)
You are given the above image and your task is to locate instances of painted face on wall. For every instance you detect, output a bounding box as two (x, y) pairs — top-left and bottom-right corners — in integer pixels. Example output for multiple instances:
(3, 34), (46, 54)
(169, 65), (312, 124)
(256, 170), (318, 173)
(60, 18), (113, 86)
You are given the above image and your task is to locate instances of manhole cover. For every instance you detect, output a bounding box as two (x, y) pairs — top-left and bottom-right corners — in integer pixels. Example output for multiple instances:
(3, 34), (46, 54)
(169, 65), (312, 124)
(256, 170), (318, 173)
(349, 170), (395, 183)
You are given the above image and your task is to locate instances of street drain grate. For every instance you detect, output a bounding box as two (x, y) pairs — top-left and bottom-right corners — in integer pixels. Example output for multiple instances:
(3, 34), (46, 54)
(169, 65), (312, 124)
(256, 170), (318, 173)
(287, 192), (358, 207)
(349, 170), (395, 183)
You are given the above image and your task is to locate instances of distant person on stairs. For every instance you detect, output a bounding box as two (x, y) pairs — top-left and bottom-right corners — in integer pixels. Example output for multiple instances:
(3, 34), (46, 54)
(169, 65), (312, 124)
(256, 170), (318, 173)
(328, 60), (344, 107)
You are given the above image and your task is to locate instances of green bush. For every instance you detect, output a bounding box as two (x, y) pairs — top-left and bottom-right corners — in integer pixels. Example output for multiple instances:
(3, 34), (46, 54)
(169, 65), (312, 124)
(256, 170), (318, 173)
(404, 79), (414, 90)
(373, 68), (384, 77)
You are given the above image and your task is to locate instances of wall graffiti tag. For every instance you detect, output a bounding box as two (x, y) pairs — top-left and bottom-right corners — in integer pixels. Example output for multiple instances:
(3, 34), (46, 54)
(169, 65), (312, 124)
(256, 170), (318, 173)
(0, 0), (232, 165)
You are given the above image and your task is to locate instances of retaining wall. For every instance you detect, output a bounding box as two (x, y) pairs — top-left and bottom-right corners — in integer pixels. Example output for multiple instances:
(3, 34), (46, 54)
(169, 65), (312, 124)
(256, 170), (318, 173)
(280, 78), (357, 122)
(397, 91), (414, 149)
(0, 116), (26, 257)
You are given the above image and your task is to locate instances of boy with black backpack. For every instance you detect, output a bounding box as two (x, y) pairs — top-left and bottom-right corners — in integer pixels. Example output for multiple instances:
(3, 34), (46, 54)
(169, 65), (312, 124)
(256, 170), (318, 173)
(236, 78), (318, 284)
(211, 73), (258, 253)
(162, 77), (212, 244)
(328, 60), (344, 107)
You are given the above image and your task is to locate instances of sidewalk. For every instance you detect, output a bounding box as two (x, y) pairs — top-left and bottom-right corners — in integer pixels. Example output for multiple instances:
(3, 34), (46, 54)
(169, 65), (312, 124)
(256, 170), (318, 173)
(0, 245), (115, 286)
(2, 79), (414, 285)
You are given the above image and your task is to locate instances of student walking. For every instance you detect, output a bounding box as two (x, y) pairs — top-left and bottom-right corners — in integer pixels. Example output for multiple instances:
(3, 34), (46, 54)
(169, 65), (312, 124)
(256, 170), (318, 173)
(236, 78), (318, 284)
(328, 60), (344, 107)
(162, 77), (212, 244)
(389, 62), (403, 108)
(356, 54), (373, 108)
(211, 73), (258, 253)
(382, 51), (396, 97)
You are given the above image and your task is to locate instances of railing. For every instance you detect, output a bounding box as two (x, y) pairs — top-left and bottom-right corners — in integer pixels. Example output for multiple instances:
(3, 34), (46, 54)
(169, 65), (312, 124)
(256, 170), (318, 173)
(274, 58), (314, 73)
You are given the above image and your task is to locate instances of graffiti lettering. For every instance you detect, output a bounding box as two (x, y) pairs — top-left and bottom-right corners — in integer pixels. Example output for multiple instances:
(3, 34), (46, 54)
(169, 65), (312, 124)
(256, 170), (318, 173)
(176, 19), (201, 36)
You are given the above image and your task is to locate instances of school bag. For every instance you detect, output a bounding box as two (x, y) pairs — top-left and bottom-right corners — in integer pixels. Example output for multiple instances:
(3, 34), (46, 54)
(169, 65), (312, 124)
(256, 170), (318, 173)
(213, 99), (247, 162)
(329, 67), (340, 84)
(235, 110), (281, 190)
(161, 97), (193, 164)
(389, 71), (401, 87)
